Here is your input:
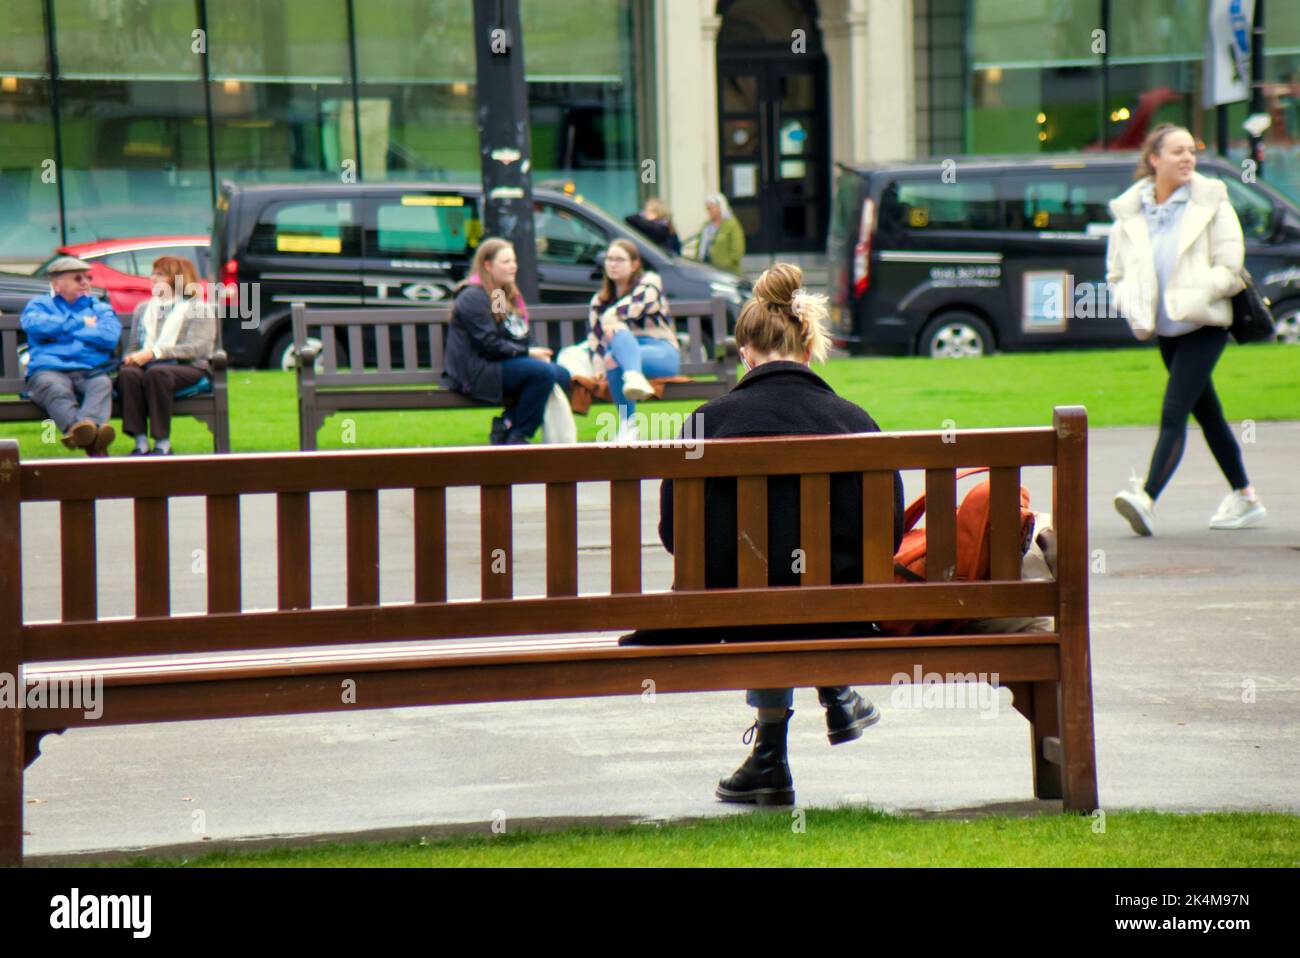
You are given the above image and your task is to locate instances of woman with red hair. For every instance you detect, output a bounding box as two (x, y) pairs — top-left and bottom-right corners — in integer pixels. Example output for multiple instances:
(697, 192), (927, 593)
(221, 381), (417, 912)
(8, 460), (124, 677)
(119, 255), (215, 455)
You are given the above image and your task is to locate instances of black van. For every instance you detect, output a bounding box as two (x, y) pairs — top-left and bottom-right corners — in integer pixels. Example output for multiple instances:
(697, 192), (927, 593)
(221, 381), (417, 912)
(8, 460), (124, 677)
(212, 181), (750, 368)
(827, 154), (1300, 356)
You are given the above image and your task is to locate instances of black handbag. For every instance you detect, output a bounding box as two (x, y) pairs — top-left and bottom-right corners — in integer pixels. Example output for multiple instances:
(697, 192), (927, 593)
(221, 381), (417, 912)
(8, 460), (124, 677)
(1230, 269), (1276, 344)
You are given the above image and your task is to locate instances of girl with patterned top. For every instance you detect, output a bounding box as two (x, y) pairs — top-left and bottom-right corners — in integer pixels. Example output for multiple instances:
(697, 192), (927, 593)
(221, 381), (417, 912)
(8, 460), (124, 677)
(588, 239), (681, 436)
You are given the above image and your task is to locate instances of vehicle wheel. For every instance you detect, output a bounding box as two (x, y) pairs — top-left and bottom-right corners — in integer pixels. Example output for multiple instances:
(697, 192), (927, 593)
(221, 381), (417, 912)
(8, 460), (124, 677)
(1273, 303), (1300, 345)
(268, 331), (337, 372)
(919, 312), (995, 358)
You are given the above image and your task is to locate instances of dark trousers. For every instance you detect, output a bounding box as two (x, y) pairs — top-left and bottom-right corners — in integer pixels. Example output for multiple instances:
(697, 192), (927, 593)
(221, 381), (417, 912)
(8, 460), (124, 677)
(1144, 325), (1250, 500)
(118, 363), (206, 439)
(499, 356), (570, 439)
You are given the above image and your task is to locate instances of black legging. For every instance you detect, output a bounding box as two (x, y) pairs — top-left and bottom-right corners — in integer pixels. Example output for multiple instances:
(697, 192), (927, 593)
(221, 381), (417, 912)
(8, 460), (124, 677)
(1143, 325), (1249, 501)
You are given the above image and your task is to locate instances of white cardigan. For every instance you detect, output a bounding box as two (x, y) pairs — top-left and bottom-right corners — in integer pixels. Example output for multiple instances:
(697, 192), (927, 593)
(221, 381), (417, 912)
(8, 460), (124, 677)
(1105, 172), (1245, 341)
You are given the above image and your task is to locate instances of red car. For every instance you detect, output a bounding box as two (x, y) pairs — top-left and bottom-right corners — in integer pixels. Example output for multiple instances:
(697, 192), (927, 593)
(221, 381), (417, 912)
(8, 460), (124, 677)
(37, 236), (211, 314)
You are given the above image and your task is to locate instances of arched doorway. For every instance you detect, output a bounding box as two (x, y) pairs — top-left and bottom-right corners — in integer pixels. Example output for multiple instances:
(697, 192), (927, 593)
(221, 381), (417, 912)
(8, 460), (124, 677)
(716, 0), (830, 254)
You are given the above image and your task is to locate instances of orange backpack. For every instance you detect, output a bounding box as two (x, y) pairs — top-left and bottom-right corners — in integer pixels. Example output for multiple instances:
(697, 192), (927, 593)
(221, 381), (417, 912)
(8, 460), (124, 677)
(879, 468), (1034, 636)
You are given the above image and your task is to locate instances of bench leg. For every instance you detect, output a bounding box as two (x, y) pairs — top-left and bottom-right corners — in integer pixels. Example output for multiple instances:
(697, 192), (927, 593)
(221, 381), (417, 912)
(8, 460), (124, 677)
(1010, 680), (1064, 802)
(1059, 663), (1100, 814)
(1, 708), (20, 866)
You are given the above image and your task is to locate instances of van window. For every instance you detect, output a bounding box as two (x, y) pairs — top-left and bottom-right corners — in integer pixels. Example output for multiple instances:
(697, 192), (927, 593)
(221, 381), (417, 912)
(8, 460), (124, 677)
(1200, 173), (1276, 240)
(248, 200), (362, 257)
(880, 177), (1000, 232)
(533, 202), (607, 264)
(369, 194), (479, 258)
(1003, 172), (1127, 233)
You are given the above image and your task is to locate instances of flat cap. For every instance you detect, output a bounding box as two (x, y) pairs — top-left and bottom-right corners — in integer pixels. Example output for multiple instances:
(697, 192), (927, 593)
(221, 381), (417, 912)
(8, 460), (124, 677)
(46, 255), (94, 274)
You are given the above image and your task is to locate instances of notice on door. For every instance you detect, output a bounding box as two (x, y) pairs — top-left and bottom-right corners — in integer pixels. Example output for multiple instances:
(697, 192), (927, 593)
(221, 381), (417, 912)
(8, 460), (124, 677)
(731, 163), (758, 198)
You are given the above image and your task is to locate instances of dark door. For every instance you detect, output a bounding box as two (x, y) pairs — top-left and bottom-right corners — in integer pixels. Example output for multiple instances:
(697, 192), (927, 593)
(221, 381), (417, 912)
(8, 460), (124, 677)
(717, 59), (828, 254)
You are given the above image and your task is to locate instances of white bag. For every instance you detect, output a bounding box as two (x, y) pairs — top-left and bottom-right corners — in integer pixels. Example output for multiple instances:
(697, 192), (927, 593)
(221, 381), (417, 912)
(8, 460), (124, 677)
(556, 342), (597, 379)
(541, 383), (577, 444)
(968, 512), (1057, 635)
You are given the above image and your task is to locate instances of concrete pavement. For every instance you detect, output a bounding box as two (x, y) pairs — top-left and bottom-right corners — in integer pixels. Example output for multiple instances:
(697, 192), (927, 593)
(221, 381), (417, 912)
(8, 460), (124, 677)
(18, 419), (1300, 860)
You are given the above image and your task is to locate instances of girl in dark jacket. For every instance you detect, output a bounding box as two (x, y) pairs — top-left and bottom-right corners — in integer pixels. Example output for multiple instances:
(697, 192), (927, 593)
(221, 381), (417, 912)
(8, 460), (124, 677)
(443, 238), (569, 444)
(655, 263), (905, 806)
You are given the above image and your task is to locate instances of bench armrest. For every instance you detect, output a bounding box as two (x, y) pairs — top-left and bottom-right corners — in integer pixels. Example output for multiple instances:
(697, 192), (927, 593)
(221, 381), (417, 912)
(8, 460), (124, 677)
(209, 349), (228, 371)
(299, 342), (321, 366)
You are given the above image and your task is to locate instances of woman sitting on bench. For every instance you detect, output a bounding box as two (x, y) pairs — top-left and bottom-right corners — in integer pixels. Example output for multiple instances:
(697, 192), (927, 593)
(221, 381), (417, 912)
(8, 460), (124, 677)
(654, 263), (905, 806)
(120, 255), (215, 456)
(444, 238), (570, 445)
(586, 239), (680, 441)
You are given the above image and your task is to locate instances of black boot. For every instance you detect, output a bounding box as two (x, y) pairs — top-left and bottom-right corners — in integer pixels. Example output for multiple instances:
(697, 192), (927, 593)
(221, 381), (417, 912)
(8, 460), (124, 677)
(818, 687), (880, 745)
(715, 709), (795, 806)
(489, 416), (510, 445)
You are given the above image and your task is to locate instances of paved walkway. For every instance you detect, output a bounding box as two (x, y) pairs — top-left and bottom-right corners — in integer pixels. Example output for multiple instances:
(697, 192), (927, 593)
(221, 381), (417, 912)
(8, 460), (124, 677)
(18, 420), (1300, 859)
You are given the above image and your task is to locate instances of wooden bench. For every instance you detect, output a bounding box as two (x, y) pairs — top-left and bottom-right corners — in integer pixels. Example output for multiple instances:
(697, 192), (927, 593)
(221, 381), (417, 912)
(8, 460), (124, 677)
(291, 297), (736, 450)
(0, 406), (1098, 865)
(0, 314), (232, 454)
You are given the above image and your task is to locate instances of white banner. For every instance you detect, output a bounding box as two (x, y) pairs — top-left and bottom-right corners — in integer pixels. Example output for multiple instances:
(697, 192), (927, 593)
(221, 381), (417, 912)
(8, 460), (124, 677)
(1203, 0), (1255, 107)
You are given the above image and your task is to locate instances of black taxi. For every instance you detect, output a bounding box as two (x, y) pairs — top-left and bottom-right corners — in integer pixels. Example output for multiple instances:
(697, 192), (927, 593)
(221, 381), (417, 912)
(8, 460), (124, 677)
(827, 153), (1300, 356)
(212, 181), (750, 368)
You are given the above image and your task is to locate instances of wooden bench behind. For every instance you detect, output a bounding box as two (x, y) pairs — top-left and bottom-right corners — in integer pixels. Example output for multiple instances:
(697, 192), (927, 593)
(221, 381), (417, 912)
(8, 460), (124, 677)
(0, 314), (231, 454)
(291, 297), (735, 450)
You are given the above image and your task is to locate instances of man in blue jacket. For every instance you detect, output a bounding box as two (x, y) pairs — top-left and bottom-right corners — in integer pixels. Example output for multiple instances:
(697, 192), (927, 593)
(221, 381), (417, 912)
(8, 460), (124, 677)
(22, 256), (121, 456)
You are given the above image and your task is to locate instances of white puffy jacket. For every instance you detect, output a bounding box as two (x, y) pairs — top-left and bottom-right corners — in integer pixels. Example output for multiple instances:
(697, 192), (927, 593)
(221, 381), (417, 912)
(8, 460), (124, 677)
(1105, 172), (1245, 341)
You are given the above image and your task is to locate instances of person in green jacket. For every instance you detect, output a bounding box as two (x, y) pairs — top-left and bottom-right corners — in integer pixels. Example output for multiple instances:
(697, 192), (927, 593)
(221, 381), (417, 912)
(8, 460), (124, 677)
(694, 191), (745, 276)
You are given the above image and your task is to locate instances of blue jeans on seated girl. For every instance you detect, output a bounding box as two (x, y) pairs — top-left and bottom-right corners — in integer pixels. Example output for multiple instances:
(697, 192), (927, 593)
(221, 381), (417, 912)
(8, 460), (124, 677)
(499, 356), (570, 439)
(605, 330), (680, 421)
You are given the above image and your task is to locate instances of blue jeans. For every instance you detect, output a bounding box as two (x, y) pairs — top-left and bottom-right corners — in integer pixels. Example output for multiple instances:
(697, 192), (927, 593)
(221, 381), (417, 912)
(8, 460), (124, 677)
(499, 356), (570, 440)
(605, 331), (680, 421)
(26, 369), (113, 432)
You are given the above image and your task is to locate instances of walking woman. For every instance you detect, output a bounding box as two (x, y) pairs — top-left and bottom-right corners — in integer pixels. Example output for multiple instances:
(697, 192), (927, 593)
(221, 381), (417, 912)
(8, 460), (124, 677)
(443, 238), (570, 444)
(588, 238), (680, 439)
(1107, 123), (1266, 533)
(651, 263), (904, 806)
(119, 255), (215, 455)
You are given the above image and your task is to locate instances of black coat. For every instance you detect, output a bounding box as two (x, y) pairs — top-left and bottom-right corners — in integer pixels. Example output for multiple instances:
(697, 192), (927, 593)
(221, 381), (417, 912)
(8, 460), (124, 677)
(442, 284), (529, 403)
(624, 362), (904, 645)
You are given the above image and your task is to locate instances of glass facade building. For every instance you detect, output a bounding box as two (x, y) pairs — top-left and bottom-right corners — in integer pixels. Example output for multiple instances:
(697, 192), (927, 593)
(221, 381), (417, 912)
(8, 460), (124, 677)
(958, 0), (1300, 203)
(0, 0), (644, 263)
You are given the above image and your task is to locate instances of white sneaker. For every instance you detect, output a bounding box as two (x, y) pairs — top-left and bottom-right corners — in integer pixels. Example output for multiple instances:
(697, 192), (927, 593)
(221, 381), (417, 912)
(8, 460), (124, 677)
(1209, 490), (1267, 530)
(617, 418), (640, 443)
(621, 369), (655, 402)
(1113, 475), (1155, 537)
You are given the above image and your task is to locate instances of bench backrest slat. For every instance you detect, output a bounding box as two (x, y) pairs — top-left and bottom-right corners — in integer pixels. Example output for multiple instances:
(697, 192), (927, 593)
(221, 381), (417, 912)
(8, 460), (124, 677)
(134, 497), (170, 617)
(988, 466), (1024, 581)
(672, 477), (706, 589)
(413, 486), (447, 603)
(277, 492), (311, 610)
(347, 489), (380, 606)
(861, 472), (896, 583)
(924, 469), (958, 581)
(429, 319), (445, 372)
(347, 325), (364, 374)
(1, 327), (20, 388)
(480, 485), (512, 599)
(60, 500), (97, 622)
(205, 494), (242, 613)
(322, 334), (340, 375)
(401, 324), (418, 373)
(736, 476), (768, 588)
(374, 324), (392, 373)
(609, 479), (641, 594)
(545, 482), (578, 597)
(799, 473), (832, 585)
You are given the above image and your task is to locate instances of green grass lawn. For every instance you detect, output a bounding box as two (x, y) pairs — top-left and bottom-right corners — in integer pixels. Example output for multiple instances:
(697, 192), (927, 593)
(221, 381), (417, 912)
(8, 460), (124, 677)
(6, 344), (1297, 459)
(116, 808), (1299, 868)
